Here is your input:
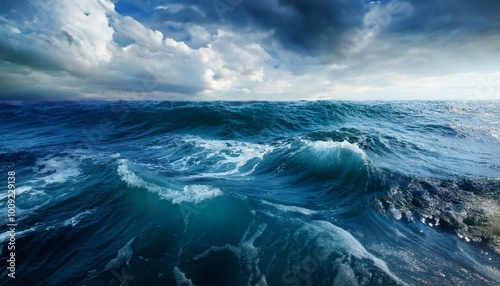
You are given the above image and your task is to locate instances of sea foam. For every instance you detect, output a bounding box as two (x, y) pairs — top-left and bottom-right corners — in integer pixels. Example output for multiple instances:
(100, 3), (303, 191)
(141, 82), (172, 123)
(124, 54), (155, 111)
(117, 159), (222, 204)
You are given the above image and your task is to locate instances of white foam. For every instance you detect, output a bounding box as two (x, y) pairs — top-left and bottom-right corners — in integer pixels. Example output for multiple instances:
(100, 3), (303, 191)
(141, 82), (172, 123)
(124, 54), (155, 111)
(34, 156), (80, 185)
(306, 140), (367, 160)
(168, 185), (222, 204)
(155, 137), (367, 179)
(117, 159), (162, 192)
(0, 226), (37, 244)
(254, 275), (268, 286)
(173, 266), (195, 286)
(117, 159), (222, 204)
(333, 261), (359, 286)
(63, 209), (95, 227)
(171, 136), (276, 176)
(260, 200), (317, 215)
(240, 223), (267, 259)
(105, 237), (135, 271)
(193, 244), (242, 261)
(299, 220), (407, 285)
(16, 186), (32, 195)
(193, 224), (268, 285)
(488, 128), (500, 141)
(0, 226), (38, 255)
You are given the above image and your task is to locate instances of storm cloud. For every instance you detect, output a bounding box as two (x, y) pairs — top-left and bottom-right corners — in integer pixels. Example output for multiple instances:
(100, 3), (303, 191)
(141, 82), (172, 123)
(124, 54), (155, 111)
(151, 0), (367, 57)
(0, 0), (499, 100)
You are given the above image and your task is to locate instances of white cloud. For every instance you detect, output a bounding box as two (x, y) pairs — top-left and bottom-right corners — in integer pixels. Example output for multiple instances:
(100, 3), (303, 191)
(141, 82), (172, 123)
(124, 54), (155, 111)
(31, 0), (115, 72)
(0, 0), (283, 99)
(155, 4), (205, 17)
(0, 0), (499, 100)
(197, 30), (272, 93)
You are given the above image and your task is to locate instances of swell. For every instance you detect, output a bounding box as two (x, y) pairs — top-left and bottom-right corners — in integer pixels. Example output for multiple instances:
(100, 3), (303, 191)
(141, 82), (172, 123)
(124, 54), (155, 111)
(145, 135), (379, 205)
(0, 101), (416, 139)
(0, 152), (185, 285)
(0, 101), (475, 156)
(1, 101), (499, 285)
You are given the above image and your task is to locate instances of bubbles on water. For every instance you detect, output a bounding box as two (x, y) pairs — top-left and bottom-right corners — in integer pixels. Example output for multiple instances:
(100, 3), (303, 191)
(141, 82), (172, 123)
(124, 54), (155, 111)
(63, 208), (96, 227)
(155, 136), (276, 177)
(117, 159), (223, 204)
(146, 135), (371, 183)
(333, 260), (359, 286)
(488, 127), (500, 141)
(33, 155), (81, 185)
(172, 267), (194, 286)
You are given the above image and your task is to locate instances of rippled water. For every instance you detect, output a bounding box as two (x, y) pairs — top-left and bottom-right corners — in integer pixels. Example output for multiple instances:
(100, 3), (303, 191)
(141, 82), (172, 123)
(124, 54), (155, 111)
(0, 101), (499, 285)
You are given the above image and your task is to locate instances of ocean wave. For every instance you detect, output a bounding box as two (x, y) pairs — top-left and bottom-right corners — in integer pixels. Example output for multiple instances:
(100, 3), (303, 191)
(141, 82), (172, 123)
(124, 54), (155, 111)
(166, 136), (276, 177)
(149, 136), (371, 185)
(117, 159), (222, 204)
(299, 220), (407, 286)
(1, 101), (499, 286)
(33, 155), (81, 185)
(267, 139), (372, 186)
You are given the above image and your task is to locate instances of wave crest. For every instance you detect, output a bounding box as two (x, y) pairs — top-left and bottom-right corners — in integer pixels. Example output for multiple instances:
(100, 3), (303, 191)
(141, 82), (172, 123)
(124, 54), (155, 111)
(117, 159), (222, 204)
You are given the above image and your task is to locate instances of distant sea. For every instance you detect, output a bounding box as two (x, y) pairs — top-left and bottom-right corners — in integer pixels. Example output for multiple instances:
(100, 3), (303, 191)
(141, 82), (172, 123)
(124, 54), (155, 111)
(1, 101), (499, 285)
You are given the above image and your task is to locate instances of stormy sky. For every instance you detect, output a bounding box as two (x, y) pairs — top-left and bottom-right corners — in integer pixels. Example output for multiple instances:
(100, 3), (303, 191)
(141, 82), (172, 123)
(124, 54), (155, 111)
(0, 0), (499, 100)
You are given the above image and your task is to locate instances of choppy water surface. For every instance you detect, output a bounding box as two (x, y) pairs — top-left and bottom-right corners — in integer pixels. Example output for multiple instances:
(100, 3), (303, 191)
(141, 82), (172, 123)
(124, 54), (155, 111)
(0, 101), (499, 285)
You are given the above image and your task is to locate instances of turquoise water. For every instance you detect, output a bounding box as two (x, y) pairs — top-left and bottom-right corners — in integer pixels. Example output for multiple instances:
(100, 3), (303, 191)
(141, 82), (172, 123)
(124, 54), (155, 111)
(0, 101), (499, 285)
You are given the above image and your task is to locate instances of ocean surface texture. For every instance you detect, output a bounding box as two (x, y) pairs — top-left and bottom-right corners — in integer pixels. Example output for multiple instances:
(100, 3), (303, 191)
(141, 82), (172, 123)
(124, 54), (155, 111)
(1, 101), (500, 286)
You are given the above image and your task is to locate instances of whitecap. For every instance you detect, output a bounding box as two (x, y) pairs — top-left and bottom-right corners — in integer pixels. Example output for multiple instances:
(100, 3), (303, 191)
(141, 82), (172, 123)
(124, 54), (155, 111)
(303, 139), (368, 161)
(166, 136), (277, 177)
(34, 156), (81, 185)
(117, 159), (222, 204)
(168, 185), (222, 204)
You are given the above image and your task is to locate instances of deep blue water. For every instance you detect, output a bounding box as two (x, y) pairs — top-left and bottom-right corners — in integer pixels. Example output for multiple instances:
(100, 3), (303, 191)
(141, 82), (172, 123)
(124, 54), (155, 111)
(0, 101), (499, 286)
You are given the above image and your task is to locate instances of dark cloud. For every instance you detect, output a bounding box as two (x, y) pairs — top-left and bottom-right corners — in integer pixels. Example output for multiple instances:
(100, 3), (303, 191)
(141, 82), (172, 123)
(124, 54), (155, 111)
(385, 0), (500, 34)
(1, 0), (499, 100)
(146, 0), (500, 58)
(149, 0), (366, 57)
(0, 40), (67, 73)
(0, 91), (80, 100)
(87, 75), (205, 96)
(244, 0), (366, 56)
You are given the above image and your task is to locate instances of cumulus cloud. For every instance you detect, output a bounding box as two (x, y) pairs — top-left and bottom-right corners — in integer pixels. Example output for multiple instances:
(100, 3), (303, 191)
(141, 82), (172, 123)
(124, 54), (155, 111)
(152, 0), (367, 58)
(0, 0), (276, 99)
(0, 0), (115, 75)
(0, 0), (499, 100)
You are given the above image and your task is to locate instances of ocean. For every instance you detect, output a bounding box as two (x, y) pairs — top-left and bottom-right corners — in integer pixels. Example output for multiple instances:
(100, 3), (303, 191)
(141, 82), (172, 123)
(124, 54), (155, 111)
(0, 100), (499, 285)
